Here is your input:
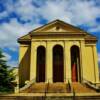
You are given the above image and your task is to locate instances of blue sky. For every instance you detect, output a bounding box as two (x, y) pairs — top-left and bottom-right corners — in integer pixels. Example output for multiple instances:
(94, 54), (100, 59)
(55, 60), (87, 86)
(0, 0), (100, 67)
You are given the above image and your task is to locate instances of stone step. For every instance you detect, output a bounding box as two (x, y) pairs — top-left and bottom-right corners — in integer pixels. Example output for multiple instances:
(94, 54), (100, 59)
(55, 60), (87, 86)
(72, 82), (96, 93)
(1, 95), (100, 100)
(21, 82), (96, 93)
(47, 83), (67, 93)
(21, 83), (68, 93)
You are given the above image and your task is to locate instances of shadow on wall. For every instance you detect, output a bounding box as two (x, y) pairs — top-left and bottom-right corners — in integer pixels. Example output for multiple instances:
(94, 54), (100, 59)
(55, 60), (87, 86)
(19, 46), (30, 87)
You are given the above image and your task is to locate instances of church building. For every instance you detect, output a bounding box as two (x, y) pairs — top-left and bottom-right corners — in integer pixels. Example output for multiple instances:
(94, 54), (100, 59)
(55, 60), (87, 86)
(18, 20), (99, 87)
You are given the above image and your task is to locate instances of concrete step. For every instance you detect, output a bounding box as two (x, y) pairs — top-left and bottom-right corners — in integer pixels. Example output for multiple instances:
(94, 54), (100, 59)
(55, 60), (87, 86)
(47, 83), (67, 93)
(21, 82), (96, 93)
(1, 95), (100, 100)
(72, 82), (96, 93)
(21, 83), (67, 93)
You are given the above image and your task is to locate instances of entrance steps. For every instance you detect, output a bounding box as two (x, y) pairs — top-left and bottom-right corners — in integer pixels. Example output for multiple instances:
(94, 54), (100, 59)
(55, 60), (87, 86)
(72, 82), (95, 93)
(1, 94), (100, 100)
(21, 83), (67, 93)
(21, 82), (96, 93)
(1, 92), (100, 100)
(0, 83), (99, 100)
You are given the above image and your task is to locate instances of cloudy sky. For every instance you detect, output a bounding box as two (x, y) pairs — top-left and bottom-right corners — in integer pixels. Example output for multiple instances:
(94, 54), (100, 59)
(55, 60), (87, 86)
(0, 0), (100, 67)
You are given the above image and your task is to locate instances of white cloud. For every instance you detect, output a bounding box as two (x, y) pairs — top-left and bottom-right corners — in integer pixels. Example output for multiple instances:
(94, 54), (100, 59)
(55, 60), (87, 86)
(88, 25), (100, 32)
(0, 11), (8, 20)
(0, 18), (42, 48)
(38, 0), (72, 23)
(8, 46), (18, 52)
(3, 0), (39, 23)
(2, 52), (12, 61)
(0, 51), (18, 67)
(1, 51), (18, 67)
(69, 0), (99, 25)
(14, 0), (39, 21)
(36, 0), (100, 26)
(0, 0), (99, 48)
(2, 0), (99, 25)
(7, 60), (18, 67)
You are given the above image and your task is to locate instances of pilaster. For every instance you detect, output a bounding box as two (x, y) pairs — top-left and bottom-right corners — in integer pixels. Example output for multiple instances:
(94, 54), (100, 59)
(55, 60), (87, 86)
(64, 41), (71, 83)
(46, 42), (53, 83)
(30, 41), (37, 82)
(92, 45), (99, 83)
(80, 40), (86, 82)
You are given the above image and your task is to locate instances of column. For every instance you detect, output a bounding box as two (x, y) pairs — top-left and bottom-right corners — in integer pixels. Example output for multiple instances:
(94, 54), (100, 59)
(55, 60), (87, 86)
(92, 45), (99, 83)
(30, 41), (37, 82)
(46, 42), (53, 83)
(80, 40), (86, 82)
(64, 41), (71, 83)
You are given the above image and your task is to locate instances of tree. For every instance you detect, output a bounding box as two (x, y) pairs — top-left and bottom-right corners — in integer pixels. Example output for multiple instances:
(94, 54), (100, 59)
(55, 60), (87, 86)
(0, 49), (15, 92)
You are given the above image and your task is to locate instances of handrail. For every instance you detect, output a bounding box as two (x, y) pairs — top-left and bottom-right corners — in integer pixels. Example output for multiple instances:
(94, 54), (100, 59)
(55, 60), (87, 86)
(44, 81), (49, 100)
(82, 77), (100, 91)
(82, 77), (91, 83)
(82, 77), (99, 85)
(19, 78), (36, 91)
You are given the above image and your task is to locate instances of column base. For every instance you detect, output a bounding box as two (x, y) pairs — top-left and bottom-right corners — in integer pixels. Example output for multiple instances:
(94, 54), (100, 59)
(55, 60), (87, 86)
(46, 79), (53, 83)
(65, 78), (72, 83)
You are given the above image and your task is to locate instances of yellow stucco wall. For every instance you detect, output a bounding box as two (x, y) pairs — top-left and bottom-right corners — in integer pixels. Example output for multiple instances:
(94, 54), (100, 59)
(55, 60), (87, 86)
(19, 37), (99, 85)
(85, 46), (95, 82)
(84, 45), (99, 83)
(19, 44), (30, 85)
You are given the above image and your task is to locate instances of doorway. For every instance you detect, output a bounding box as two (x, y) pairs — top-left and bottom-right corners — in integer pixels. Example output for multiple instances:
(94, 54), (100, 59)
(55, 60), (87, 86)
(36, 46), (45, 82)
(53, 45), (64, 82)
(71, 45), (81, 82)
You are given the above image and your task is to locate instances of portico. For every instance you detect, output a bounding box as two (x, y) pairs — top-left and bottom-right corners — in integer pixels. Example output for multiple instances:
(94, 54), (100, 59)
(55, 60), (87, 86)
(29, 40), (81, 83)
(18, 20), (99, 86)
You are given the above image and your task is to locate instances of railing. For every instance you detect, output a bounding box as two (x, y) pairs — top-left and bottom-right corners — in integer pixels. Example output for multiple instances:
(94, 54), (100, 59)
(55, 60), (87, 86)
(44, 81), (49, 100)
(82, 77), (100, 92)
(19, 78), (36, 92)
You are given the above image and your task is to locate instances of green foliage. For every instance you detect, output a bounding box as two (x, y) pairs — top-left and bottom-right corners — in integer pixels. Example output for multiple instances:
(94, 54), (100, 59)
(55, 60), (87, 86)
(0, 49), (15, 92)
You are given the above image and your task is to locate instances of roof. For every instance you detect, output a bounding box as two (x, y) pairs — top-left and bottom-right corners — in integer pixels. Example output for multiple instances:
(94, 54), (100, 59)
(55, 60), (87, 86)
(18, 19), (97, 43)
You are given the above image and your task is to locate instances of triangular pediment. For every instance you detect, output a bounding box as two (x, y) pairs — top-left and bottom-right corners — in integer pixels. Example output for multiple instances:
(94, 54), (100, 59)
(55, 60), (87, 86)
(31, 20), (85, 33)
(18, 19), (97, 43)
